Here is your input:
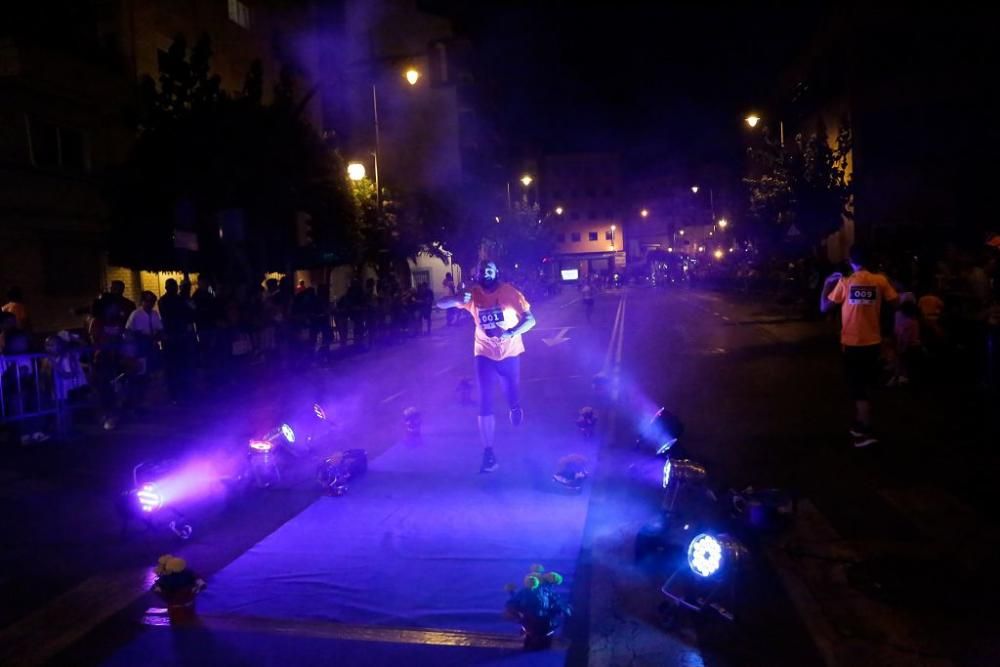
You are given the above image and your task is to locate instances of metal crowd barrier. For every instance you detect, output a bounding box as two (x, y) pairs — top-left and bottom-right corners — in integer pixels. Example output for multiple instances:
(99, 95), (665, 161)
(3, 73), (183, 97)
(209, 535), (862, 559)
(0, 352), (88, 434)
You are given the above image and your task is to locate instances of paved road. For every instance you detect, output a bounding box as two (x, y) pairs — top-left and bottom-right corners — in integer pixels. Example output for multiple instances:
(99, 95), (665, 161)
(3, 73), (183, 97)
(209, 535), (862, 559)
(2, 285), (998, 666)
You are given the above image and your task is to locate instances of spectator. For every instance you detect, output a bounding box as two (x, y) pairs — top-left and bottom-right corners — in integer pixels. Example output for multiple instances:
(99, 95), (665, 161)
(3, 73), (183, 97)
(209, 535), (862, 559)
(312, 284), (334, 364)
(918, 287), (946, 351)
(415, 282), (434, 335)
(126, 291), (164, 369)
(0, 311), (17, 354)
(159, 278), (195, 404)
(442, 272), (457, 326)
(2, 286), (30, 331)
(192, 277), (220, 382)
(889, 297), (921, 386)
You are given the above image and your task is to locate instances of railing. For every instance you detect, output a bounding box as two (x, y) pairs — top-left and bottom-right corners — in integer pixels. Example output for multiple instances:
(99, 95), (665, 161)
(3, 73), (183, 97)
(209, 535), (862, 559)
(0, 352), (87, 433)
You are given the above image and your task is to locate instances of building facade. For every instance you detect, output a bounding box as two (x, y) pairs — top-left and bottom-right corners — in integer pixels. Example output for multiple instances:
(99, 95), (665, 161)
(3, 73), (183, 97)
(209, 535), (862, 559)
(540, 152), (624, 279)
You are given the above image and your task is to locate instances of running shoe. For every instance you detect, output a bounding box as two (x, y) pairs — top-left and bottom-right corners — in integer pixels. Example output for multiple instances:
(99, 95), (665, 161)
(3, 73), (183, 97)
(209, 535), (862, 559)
(480, 448), (499, 473)
(509, 406), (524, 427)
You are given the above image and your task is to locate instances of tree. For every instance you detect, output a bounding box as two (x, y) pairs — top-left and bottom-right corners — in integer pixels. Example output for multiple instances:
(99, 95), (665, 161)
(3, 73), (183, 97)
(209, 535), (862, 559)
(108, 34), (357, 283)
(744, 118), (853, 245)
(483, 200), (556, 269)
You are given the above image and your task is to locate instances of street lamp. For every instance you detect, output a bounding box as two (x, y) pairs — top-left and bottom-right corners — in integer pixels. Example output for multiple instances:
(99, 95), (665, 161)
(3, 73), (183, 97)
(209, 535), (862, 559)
(520, 174), (533, 187)
(745, 112), (784, 148)
(640, 208), (649, 218)
(555, 206), (564, 215)
(347, 162), (366, 181)
(371, 67), (422, 205)
(713, 249), (724, 260)
(717, 218), (728, 230)
(692, 186), (716, 226)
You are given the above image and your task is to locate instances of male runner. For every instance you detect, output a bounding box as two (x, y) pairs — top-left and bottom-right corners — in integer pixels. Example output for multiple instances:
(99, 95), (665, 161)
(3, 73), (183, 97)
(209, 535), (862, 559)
(436, 261), (536, 472)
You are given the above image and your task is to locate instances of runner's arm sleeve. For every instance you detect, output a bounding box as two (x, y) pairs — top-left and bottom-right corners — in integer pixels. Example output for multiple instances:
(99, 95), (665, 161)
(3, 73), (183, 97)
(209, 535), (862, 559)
(827, 279), (846, 304)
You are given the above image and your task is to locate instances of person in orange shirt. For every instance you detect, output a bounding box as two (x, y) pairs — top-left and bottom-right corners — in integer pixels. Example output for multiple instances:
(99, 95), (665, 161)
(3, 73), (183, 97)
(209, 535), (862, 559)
(820, 246), (898, 447)
(437, 261), (537, 472)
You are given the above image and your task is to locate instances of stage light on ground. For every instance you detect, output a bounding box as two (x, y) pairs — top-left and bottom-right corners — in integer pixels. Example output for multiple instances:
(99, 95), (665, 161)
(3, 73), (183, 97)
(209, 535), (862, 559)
(313, 403), (327, 420)
(280, 424), (295, 443)
(137, 483), (163, 513)
(249, 440), (273, 452)
(688, 534), (722, 577)
(662, 459), (672, 488)
(687, 533), (747, 578)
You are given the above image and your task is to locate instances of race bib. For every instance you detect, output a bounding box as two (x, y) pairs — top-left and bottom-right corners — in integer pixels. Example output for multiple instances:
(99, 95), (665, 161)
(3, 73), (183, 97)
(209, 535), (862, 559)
(848, 285), (877, 305)
(478, 307), (505, 330)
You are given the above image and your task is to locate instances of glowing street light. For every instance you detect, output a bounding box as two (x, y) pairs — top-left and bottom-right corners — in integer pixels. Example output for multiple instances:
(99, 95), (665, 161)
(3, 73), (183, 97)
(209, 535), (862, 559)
(713, 249), (724, 260)
(555, 206), (564, 215)
(679, 229), (685, 236)
(745, 112), (784, 147)
(611, 224), (617, 231)
(520, 174), (533, 187)
(347, 162), (366, 181)
(404, 68), (421, 86)
(640, 209), (649, 218)
(691, 185), (699, 194)
(717, 218), (728, 230)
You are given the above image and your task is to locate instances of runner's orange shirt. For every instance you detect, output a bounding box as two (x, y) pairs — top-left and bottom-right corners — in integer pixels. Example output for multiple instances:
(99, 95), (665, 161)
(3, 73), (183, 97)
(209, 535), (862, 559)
(460, 283), (531, 361)
(828, 270), (898, 346)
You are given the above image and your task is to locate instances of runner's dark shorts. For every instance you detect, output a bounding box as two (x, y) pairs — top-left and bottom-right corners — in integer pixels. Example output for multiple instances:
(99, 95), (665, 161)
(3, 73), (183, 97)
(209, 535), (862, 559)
(843, 344), (881, 400)
(475, 355), (521, 416)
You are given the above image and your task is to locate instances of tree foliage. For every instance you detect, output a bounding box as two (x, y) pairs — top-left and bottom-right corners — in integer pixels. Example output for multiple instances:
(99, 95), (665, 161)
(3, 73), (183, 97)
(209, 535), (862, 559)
(108, 34), (357, 282)
(744, 118), (853, 244)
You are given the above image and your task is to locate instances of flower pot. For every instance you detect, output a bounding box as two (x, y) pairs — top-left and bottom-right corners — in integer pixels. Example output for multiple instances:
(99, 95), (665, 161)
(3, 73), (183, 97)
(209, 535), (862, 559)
(158, 587), (198, 624)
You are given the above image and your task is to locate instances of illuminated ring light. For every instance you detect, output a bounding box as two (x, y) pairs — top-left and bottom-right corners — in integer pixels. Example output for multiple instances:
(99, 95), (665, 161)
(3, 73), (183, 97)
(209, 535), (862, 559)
(280, 424), (296, 443)
(687, 533), (724, 578)
(313, 403), (327, 421)
(137, 483), (163, 513)
(250, 439), (273, 452)
(662, 459), (672, 489)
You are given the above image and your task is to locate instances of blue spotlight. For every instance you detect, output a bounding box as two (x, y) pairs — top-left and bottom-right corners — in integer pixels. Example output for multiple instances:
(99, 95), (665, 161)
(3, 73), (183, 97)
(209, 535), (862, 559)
(686, 533), (746, 578)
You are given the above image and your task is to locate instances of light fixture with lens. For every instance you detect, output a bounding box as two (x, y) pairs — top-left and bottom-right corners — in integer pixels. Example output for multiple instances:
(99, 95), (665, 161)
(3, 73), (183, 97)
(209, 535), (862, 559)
(687, 533), (747, 578)
(136, 483), (163, 513)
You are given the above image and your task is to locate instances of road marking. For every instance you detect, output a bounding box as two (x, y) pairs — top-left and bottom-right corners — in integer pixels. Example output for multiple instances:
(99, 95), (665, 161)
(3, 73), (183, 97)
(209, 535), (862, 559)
(560, 297), (582, 309)
(0, 567), (151, 667)
(611, 296), (626, 401)
(601, 296), (625, 378)
(542, 326), (572, 346)
(380, 390), (405, 404)
(433, 364), (456, 377)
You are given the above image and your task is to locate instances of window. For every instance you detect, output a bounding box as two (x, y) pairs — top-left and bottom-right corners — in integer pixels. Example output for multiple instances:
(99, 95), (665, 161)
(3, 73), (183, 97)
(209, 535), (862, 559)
(571, 232), (581, 242)
(228, 0), (251, 29)
(557, 233), (566, 243)
(588, 232), (598, 241)
(26, 117), (90, 172)
(605, 231), (614, 241)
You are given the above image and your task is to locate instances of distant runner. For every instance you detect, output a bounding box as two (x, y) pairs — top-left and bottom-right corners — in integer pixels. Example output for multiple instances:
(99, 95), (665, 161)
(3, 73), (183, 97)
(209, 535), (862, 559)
(436, 261), (536, 472)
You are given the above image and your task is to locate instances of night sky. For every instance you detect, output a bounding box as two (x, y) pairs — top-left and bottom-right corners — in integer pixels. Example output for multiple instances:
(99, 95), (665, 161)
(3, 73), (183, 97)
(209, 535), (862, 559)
(428, 1), (827, 175)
